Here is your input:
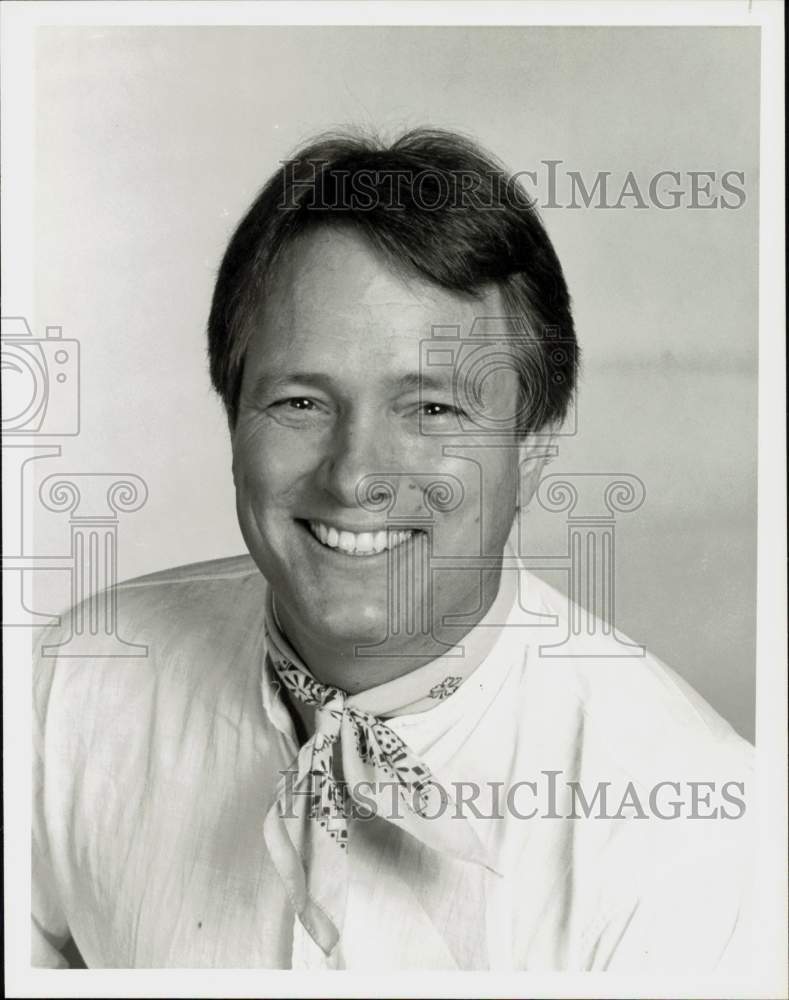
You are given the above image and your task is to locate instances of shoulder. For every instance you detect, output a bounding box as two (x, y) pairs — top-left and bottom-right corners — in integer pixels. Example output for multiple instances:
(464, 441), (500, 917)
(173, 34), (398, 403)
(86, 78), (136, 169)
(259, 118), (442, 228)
(40, 552), (266, 651)
(516, 571), (753, 781)
(34, 554), (271, 742)
(32, 556), (283, 903)
(113, 552), (265, 619)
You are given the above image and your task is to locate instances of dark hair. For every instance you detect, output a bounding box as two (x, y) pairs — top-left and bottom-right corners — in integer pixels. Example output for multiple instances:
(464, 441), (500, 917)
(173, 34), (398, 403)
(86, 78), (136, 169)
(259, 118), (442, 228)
(208, 127), (578, 431)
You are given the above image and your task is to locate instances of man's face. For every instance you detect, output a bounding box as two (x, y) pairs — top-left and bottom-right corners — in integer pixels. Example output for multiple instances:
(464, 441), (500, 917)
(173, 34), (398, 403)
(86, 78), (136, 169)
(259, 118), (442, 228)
(232, 227), (527, 657)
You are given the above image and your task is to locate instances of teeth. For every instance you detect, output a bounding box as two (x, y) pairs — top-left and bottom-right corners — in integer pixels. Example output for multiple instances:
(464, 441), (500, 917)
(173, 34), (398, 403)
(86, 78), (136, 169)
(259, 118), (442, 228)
(355, 531), (374, 553)
(308, 520), (416, 556)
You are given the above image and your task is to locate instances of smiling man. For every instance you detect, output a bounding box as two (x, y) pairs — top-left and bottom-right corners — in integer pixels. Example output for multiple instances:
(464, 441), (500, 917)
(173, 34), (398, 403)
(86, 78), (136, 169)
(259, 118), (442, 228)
(231, 225), (532, 692)
(33, 129), (753, 972)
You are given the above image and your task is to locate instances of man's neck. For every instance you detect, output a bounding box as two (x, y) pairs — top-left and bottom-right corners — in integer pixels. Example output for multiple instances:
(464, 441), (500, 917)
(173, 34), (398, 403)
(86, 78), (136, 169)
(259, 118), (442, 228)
(274, 566), (513, 697)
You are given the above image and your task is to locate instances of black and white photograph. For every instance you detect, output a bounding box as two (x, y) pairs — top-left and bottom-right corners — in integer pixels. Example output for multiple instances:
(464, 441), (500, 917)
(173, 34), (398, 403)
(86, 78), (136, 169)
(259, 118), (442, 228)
(2, 2), (786, 997)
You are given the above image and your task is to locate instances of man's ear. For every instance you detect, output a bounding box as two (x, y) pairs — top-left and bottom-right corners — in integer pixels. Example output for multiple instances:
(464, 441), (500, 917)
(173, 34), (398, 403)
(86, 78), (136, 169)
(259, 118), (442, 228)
(516, 425), (558, 511)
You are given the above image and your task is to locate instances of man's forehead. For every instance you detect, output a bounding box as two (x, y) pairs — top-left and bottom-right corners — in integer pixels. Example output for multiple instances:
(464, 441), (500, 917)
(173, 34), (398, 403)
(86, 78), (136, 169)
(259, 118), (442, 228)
(263, 226), (500, 324)
(242, 228), (515, 384)
(245, 314), (521, 382)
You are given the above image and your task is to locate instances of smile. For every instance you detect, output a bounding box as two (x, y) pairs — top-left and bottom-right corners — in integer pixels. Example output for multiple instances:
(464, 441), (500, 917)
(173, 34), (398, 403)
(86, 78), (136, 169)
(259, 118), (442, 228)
(306, 520), (419, 557)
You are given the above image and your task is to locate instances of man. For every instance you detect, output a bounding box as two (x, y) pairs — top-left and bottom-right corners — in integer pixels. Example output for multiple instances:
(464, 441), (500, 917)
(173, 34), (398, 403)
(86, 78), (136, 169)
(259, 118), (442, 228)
(33, 129), (753, 971)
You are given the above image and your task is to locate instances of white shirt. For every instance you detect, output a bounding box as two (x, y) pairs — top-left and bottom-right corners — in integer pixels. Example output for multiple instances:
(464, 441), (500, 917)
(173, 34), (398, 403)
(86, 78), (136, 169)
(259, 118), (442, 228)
(33, 554), (754, 971)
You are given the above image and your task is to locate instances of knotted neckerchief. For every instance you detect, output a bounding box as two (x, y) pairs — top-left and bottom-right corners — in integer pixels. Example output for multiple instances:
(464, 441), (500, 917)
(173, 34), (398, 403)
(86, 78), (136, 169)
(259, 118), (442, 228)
(262, 594), (498, 958)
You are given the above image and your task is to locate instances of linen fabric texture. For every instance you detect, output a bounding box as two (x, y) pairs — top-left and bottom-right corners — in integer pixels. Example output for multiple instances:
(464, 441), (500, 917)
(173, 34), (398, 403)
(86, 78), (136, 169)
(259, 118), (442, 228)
(33, 554), (754, 971)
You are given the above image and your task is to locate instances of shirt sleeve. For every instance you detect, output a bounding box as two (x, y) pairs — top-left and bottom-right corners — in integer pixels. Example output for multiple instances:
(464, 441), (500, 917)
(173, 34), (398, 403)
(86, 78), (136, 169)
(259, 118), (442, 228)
(32, 643), (70, 968)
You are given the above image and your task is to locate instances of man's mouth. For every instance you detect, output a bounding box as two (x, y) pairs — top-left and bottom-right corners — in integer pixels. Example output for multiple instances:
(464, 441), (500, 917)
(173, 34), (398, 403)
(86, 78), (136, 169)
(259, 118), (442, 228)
(305, 519), (420, 557)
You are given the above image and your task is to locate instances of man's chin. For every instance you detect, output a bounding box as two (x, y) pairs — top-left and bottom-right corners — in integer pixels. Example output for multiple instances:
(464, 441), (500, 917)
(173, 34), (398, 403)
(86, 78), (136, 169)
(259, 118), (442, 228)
(307, 603), (391, 649)
(272, 584), (391, 648)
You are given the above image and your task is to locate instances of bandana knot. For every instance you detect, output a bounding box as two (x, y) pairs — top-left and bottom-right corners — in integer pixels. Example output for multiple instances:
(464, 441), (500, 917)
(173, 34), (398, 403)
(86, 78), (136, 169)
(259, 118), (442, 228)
(314, 688), (345, 744)
(261, 594), (498, 960)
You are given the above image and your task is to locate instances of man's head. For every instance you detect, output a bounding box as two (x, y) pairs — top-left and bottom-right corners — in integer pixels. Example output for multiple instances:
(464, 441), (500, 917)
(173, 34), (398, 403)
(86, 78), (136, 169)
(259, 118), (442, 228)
(209, 128), (576, 430)
(207, 128), (578, 667)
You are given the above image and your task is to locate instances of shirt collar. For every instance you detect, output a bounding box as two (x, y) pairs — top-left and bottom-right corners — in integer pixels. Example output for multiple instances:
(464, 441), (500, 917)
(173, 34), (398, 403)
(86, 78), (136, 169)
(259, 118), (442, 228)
(260, 545), (522, 739)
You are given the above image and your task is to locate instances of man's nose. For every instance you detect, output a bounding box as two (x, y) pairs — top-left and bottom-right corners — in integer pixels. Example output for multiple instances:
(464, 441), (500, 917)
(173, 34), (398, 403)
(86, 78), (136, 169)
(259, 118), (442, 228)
(318, 414), (396, 509)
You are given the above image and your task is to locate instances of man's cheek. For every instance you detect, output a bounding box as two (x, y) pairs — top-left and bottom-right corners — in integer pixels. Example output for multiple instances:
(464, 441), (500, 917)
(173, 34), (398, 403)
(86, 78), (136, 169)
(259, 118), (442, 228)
(430, 498), (479, 557)
(233, 466), (264, 516)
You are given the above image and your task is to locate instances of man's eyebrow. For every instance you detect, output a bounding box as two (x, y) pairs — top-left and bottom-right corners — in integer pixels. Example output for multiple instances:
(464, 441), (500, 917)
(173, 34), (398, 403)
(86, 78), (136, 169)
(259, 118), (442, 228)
(247, 372), (337, 395)
(393, 372), (455, 393)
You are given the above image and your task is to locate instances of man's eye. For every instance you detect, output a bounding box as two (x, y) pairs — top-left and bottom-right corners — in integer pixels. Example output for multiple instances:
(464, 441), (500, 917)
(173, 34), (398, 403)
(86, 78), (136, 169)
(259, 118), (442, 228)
(265, 397), (326, 426)
(268, 397), (319, 413)
(421, 402), (458, 417)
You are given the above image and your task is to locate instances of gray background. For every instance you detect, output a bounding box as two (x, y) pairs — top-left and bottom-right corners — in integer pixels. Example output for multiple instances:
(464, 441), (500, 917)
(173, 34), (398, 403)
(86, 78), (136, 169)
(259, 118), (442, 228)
(32, 26), (759, 739)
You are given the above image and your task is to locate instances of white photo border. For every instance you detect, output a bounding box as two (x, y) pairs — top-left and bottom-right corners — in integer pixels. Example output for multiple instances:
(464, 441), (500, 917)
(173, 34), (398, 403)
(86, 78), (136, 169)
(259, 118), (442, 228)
(2, 2), (785, 998)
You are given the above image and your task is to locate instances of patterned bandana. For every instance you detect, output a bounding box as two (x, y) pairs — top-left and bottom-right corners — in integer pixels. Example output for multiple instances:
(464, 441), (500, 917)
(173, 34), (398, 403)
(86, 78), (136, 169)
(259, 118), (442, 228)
(262, 593), (498, 958)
